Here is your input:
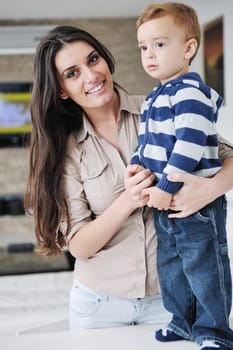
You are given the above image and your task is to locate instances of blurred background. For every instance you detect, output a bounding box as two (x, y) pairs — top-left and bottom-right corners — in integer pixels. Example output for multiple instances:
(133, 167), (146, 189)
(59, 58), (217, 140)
(0, 0), (233, 273)
(0, 0), (233, 272)
(0, 0), (233, 336)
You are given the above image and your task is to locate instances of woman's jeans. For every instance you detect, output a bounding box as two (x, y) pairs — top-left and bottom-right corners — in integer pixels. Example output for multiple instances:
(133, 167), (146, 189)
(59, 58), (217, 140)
(154, 195), (233, 348)
(69, 280), (171, 330)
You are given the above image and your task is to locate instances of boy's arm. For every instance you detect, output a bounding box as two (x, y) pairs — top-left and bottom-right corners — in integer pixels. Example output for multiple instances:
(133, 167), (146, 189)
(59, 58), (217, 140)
(156, 87), (221, 195)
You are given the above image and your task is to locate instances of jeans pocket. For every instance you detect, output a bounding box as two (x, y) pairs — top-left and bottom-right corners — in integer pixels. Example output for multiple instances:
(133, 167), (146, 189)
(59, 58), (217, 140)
(193, 195), (227, 224)
(218, 242), (228, 255)
(70, 282), (103, 318)
(192, 211), (212, 223)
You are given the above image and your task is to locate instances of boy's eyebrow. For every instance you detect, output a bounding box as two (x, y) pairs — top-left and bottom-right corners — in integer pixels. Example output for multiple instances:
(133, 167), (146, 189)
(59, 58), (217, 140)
(138, 36), (169, 42)
(153, 36), (169, 40)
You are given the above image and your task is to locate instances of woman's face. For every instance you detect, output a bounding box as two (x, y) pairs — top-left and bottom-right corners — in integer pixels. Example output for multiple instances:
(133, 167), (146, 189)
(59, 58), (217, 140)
(55, 40), (114, 111)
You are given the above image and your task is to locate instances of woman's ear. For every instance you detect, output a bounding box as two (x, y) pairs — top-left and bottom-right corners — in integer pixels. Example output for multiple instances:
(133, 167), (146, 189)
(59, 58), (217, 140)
(184, 38), (198, 61)
(60, 89), (69, 100)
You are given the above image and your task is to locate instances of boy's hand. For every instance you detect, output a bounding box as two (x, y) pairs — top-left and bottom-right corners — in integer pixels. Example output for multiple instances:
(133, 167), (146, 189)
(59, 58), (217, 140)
(142, 186), (172, 209)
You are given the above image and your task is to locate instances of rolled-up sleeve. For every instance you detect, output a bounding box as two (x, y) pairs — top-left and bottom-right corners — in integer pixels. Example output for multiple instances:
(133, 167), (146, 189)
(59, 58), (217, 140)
(60, 135), (92, 242)
(218, 133), (233, 161)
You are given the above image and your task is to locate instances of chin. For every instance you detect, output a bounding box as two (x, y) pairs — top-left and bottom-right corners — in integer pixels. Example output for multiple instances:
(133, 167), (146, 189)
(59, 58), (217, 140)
(146, 71), (159, 80)
(95, 93), (113, 107)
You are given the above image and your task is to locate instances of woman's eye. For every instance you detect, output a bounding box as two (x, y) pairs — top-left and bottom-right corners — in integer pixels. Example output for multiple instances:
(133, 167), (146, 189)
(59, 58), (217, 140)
(89, 53), (99, 64)
(66, 71), (75, 79)
(66, 69), (79, 79)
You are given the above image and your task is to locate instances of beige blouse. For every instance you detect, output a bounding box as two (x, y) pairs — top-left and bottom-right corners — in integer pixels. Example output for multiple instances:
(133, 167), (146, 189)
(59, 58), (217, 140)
(60, 87), (233, 298)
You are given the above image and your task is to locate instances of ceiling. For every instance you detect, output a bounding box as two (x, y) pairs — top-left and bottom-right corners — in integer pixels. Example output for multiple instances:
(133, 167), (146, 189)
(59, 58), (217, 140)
(0, 0), (229, 55)
(0, 0), (205, 55)
(0, 0), (205, 20)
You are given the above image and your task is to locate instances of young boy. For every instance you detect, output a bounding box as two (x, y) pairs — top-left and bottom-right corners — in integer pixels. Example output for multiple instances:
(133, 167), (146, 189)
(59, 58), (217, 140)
(130, 3), (233, 350)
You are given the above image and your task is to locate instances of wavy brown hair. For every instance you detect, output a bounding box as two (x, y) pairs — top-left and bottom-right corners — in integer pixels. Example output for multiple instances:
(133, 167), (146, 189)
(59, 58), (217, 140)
(24, 26), (116, 257)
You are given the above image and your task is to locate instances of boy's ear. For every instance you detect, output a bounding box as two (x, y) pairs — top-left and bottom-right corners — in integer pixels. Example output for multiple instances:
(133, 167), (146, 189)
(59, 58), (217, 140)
(184, 38), (198, 61)
(60, 89), (69, 100)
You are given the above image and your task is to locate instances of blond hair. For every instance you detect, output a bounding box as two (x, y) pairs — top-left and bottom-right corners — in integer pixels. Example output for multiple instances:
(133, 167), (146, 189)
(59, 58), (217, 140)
(137, 2), (201, 63)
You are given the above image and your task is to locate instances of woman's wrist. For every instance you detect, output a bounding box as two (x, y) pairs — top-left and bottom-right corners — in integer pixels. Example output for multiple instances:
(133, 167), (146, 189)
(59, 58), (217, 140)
(210, 158), (233, 198)
(120, 190), (140, 213)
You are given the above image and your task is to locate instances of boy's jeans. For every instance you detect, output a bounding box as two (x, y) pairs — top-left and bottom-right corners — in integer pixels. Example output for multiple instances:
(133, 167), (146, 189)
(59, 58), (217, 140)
(154, 195), (233, 348)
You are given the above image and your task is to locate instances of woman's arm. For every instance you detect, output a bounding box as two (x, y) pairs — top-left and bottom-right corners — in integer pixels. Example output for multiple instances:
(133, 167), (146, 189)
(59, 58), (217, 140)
(69, 166), (154, 259)
(167, 157), (233, 218)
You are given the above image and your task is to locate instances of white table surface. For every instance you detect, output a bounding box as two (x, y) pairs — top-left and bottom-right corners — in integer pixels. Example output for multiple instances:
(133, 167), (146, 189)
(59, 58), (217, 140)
(1, 325), (200, 350)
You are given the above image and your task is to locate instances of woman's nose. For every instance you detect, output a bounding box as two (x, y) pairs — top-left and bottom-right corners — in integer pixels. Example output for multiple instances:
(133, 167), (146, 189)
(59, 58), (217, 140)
(82, 67), (97, 82)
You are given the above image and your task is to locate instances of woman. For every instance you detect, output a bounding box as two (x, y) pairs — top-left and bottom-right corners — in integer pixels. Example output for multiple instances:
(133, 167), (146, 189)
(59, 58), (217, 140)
(24, 25), (233, 330)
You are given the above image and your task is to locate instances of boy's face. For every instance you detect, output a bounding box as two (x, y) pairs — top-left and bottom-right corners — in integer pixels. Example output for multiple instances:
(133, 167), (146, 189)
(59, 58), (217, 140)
(137, 15), (194, 84)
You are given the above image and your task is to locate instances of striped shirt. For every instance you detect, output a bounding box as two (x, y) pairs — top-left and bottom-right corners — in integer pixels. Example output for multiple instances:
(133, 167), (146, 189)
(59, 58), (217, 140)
(131, 72), (223, 194)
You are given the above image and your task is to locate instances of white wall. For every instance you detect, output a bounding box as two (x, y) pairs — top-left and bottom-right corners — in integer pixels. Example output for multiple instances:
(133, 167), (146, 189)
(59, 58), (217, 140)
(0, 0), (232, 142)
(191, 0), (233, 143)
(220, 9), (233, 143)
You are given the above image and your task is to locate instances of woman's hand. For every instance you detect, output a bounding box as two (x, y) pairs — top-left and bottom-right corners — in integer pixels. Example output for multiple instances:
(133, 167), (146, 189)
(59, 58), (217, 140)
(124, 164), (155, 210)
(168, 173), (219, 218)
(70, 165), (154, 260)
(168, 157), (233, 218)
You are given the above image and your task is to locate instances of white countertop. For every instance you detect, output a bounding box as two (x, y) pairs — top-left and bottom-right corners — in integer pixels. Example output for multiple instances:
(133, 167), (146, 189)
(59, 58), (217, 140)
(1, 325), (200, 350)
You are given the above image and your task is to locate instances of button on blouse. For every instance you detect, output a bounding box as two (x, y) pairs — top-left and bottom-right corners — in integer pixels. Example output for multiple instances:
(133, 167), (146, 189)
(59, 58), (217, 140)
(60, 88), (160, 298)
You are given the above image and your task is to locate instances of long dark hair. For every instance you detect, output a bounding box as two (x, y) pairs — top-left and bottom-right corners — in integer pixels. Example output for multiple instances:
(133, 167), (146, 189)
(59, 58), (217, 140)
(24, 26), (116, 256)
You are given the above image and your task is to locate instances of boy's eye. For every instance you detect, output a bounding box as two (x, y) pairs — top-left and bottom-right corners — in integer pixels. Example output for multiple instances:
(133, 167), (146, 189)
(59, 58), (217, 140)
(155, 42), (164, 49)
(139, 45), (147, 51)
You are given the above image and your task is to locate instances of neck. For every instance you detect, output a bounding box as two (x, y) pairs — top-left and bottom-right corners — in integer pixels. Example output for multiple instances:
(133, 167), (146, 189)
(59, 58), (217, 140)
(84, 90), (121, 149)
(84, 90), (119, 129)
(160, 67), (189, 85)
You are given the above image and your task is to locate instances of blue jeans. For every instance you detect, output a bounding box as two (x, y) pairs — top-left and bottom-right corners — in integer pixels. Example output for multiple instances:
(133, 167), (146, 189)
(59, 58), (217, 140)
(154, 195), (233, 348)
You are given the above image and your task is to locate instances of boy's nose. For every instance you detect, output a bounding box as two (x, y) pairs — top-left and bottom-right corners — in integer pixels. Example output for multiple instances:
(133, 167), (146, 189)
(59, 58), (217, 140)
(146, 48), (156, 59)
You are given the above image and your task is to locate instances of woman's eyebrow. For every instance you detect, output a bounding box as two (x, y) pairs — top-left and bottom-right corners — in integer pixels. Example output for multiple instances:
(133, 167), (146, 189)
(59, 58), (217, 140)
(87, 49), (97, 58)
(61, 50), (97, 76)
(61, 65), (77, 77)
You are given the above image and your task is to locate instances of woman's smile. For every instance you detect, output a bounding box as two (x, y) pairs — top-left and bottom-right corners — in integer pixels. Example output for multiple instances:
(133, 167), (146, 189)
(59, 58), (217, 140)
(55, 41), (114, 109)
(86, 81), (105, 95)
